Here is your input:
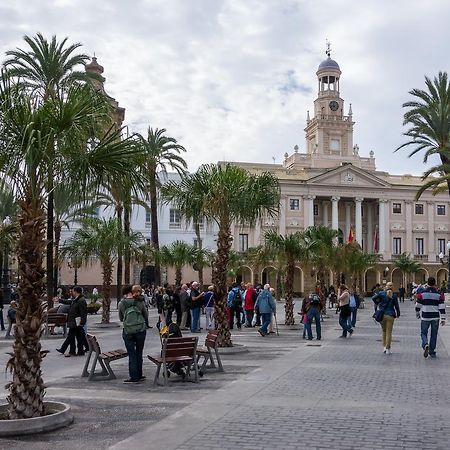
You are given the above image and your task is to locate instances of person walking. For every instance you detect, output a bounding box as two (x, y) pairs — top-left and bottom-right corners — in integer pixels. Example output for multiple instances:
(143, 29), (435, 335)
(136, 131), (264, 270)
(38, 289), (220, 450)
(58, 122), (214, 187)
(190, 281), (204, 333)
(119, 285), (148, 383)
(204, 285), (215, 330)
(254, 284), (276, 337)
(179, 284), (190, 330)
(337, 284), (353, 338)
(349, 288), (360, 328)
(227, 283), (242, 330)
(415, 276), (446, 358)
(305, 293), (322, 340)
(372, 282), (401, 355)
(56, 286), (88, 357)
(244, 283), (256, 327)
(398, 285), (406, 302)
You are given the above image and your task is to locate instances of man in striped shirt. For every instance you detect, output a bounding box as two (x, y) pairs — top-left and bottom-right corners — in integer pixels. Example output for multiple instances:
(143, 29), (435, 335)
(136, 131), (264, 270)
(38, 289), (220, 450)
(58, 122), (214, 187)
(415, 277), (446, 358)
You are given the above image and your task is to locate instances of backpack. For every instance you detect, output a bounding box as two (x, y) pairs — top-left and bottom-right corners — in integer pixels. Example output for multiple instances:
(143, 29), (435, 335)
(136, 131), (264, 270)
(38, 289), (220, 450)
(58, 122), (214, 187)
(309, 294), (320, 305)
(163, 293), (173, 311)
(233, 290), (242, 303)
(122, 300), (146, 335)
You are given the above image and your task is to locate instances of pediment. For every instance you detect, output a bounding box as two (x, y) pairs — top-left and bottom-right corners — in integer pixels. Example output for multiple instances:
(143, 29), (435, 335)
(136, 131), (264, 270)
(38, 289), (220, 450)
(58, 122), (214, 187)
(307, 165), (390, 188)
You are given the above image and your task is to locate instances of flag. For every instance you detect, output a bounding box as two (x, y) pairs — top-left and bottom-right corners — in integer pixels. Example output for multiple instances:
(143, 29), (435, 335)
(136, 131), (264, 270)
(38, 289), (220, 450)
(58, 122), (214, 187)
(348, 225), (354, 243)
(373, 225), (379, 253)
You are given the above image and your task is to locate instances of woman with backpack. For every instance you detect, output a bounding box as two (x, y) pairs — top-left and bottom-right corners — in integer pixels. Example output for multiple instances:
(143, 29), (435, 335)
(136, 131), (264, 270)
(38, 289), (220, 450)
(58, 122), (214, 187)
(372, 282), (401, 355)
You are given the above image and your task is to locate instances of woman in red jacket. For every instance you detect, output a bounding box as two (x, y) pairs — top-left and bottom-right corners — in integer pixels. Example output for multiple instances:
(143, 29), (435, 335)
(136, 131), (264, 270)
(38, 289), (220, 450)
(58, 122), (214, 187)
(244, 283), (256, 327)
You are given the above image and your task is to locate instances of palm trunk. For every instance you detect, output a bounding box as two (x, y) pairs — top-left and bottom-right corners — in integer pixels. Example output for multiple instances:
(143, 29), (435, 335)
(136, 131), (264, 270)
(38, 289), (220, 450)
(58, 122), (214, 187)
(284, 260), (295, 325)
(7, 191), (46, 419)
(212, 222), (232, 347)
(276, 270), (282, 301)
(102, 261), (113, 324)
(46, 189), (54, 300)
(116, 206), (123, 303)
(194, 222), (204, 287)
(124, 202), (131, 284)
(52, 221), (62, 306)
(149, 175), (160, 285)
(175, 266), (182, 287)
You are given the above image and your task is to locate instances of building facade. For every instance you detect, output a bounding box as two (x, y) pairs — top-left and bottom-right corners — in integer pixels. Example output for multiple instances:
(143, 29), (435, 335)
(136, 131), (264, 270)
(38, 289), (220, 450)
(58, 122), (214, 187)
(229, 52), (450, 294)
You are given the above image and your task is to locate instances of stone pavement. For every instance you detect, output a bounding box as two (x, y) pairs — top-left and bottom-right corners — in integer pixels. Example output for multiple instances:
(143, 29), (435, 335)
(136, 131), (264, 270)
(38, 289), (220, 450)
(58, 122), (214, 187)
(1, 301), (450, 449)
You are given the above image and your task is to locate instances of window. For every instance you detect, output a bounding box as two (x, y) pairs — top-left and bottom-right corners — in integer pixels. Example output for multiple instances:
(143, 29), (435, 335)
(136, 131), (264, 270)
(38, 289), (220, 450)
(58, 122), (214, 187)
(437, 204), (446, 216)
(313, 204), (319, 216)
(239, 234), (248, 252)
(193, 238), (203, 248)
(415, 203), (424, 215)
(415, 238), (424, 255)
(145, 209), (151, 223)
(393, 237), (402, 255)
(289, 198), (300, 210)
(195, 217), (204, 229)
(392, 203), (402, 214)
(438, 239), (446, 255)
(330, 139), (340, 152)
(169, 209), (181, 227)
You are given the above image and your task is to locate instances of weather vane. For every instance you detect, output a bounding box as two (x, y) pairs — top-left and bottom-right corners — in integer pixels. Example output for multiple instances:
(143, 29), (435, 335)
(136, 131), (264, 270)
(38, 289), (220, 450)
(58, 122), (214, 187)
(326, 39), (331, 57)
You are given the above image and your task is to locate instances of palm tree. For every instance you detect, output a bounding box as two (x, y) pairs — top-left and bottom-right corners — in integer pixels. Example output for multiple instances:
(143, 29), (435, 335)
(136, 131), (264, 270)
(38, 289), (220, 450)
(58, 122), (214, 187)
(63, 218), (144, 324)
(264, 230), (312, 325)
(0, 68), (143, 419)
(393, 252), (422, 288)
(159, 240), (196, 286)
(138, 127), (187, 286)
(168, 164), (279, 346)
(3, 33), (104, 301)
(396, 72), (450, 197)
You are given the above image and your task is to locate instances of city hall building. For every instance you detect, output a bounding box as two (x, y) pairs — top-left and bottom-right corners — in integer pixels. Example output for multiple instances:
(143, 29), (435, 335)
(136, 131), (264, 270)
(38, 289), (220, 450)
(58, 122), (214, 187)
(229, 53), (450, 294)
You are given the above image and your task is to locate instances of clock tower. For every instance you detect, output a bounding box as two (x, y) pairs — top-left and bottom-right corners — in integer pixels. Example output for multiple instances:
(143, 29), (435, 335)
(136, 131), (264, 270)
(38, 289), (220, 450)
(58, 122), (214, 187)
(305, 47), (354, 158)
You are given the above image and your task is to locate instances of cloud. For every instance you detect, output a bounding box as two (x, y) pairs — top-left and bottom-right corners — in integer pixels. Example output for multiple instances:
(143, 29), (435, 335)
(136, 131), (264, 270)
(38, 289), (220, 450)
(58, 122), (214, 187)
(1, 0), (450, 175)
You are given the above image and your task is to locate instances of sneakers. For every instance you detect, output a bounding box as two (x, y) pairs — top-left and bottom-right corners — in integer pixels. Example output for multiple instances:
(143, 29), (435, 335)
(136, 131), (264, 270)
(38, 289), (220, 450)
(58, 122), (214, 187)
(123, 378), (140, 383)
(139, 375), (146, 381)
(383, 348), (387, 354)
(423, 344), (429, 358)
(430, 353), (437, 358)
(56, 348), (64, 355)
(386, 348), (392, 355)
(257, 328), (265, 337)
(348, 329), (354, 336)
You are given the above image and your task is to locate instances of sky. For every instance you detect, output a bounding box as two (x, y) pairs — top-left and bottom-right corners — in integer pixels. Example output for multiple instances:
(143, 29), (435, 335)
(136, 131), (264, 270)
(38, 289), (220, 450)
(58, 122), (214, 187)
(0, 0), (449, 175)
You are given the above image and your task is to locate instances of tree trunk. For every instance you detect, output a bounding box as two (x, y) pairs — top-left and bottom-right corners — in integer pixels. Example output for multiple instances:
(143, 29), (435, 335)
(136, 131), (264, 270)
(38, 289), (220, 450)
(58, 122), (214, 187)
(194, 222), (204, 287)
(212, 223), (232, 347)
(276, 270), (282, 301)
(7, 191), (47, 419)
(284, 260), (295, 325)
(149, 175), (160, 285)
(102, 262), (113, 324)
(46, 189), (54, 301)
(116, 206), (123, 304)
(52, 221), (62, 306)
(124, 202), (131, 284)
(175, 266), (182, 287)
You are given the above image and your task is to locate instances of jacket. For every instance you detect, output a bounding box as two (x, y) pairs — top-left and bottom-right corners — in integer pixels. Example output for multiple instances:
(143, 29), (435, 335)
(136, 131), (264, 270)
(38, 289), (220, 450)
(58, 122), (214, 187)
(372, 291), (400, 318)
(118, 298), (148, 322)
(254, 289), (276, 314)
(244, 288), (256, 311)
(227, 287), (241, 307)
(62, 295), (87, 328)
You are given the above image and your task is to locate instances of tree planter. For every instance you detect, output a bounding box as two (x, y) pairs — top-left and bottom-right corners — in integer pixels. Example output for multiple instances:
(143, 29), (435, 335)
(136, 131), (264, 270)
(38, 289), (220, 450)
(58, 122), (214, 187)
(86, 302), (101, 315)
(0, 401), (73, 436)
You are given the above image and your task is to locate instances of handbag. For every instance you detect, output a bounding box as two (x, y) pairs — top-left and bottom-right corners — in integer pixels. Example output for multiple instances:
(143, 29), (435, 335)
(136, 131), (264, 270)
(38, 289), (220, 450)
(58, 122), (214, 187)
(372, 308), (384, 323)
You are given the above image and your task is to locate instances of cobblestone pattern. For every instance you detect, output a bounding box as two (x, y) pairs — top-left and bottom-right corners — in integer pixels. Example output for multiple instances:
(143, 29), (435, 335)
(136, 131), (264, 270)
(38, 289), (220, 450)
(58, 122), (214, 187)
(177, 305), (450, 449)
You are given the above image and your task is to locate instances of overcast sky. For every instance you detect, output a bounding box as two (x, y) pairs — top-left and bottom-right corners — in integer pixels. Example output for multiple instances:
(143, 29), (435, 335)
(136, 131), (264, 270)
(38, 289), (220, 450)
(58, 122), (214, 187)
(0, 0), (449, 175)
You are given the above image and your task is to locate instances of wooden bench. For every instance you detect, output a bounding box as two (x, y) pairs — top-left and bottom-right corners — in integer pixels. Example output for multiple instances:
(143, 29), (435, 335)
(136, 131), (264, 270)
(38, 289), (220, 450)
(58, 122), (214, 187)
(148, 336), (199, 386)
(44, 313), (68, 337)
(196, 330), (224, 374)
(81, 334), (128, 381)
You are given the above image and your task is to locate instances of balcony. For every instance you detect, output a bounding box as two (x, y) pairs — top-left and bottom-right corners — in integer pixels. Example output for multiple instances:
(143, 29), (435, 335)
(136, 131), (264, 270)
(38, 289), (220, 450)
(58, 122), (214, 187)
(413, 254), (428, 260)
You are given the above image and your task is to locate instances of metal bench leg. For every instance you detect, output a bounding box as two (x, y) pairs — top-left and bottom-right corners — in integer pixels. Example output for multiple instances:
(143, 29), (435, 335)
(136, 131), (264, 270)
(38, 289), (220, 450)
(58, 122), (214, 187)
(193, 353), (199, 383)
(81, 350), (93, 377)
(153, 363), (162, 385)
(215, 348), (224, 372)
(103, 360), (116, 380)
(208, 348), (216, 369)
(163, 362), (169, 386)
(88, 354), (101, 381)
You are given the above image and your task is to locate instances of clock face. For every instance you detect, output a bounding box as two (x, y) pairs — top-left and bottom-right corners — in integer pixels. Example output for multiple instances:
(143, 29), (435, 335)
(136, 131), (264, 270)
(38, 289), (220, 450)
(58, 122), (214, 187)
(329, 100), (339, 111)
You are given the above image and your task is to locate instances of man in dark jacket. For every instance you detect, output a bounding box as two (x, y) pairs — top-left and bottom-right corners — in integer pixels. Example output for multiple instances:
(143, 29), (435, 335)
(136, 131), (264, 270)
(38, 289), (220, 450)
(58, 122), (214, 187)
(56, 286), (88, 357)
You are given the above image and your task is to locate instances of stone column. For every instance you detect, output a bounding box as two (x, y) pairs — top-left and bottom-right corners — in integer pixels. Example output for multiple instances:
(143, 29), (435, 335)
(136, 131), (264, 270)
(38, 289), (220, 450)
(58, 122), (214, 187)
(303, 195), (315, 228)
(278, 195), (286, 236)
(427, 202), (435, 262)
(355, 197), (364, 244)
(378, 199), (388, 259)
(308, 195), (315, 228)
(345, 202), (352, 241)
(331, 196), (340, 231)
(322, 201), (329, 227)
(367, 203), (373, 252)
(405, 201), (413, 254)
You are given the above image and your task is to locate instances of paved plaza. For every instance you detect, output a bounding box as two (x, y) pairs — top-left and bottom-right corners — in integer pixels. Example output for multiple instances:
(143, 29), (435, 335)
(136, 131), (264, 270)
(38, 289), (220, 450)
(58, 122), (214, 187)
(1, 300), (450, 449)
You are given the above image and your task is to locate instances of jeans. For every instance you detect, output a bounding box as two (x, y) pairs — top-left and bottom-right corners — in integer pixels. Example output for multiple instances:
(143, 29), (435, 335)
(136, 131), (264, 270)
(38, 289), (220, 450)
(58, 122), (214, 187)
(350, 306), (358, 327)
(421, 319), (439, 354)
(229, 302), (242, 329)
(260, 312), (272, 334)
(191, 307), (201, 332)
(205, 306), (215, 330)
(60, 326), (86, 355)
(122, 329), (146, 381)
(306, 308), (321, 339)
(245, 309), (254, 327)
(339, 311), (352, 337)
(381, 315), (395, 349)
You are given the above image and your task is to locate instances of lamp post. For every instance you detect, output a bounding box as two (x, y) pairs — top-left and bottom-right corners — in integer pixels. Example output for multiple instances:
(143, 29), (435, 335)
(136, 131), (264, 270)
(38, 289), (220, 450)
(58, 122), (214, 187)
(438, 240), (450, 293)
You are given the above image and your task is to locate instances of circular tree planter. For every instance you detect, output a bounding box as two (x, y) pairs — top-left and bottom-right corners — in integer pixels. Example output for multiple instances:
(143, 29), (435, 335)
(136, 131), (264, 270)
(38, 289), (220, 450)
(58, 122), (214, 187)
(0, 401), (73, 436)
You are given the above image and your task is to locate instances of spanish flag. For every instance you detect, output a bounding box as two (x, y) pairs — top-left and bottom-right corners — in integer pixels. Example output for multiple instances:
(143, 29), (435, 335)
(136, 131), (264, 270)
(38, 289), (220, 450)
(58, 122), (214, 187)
(348, 225), (354, 243)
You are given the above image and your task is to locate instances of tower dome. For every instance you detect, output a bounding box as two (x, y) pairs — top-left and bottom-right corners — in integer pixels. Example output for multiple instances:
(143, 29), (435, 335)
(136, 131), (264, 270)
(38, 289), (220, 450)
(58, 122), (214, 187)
(317, 56), (340, 71)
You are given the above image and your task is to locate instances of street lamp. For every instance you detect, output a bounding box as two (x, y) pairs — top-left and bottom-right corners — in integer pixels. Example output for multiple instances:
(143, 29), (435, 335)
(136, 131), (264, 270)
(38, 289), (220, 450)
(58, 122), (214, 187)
(438, 240), (450, 293)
